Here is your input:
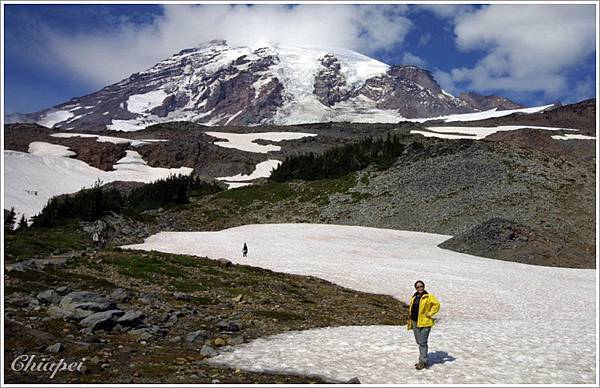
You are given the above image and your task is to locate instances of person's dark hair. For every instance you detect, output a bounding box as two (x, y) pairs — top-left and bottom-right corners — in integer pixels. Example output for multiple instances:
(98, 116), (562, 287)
(414, 280), (425, 288)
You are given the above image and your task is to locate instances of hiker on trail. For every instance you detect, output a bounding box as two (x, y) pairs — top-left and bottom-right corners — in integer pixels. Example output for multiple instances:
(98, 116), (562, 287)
(407, 280), (441, 370)
(92, 232), (100, 250)
(242, 243), (248, 257)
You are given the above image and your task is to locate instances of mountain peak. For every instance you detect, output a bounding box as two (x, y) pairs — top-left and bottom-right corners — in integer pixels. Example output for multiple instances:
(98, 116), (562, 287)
(7, 43), (532, 130)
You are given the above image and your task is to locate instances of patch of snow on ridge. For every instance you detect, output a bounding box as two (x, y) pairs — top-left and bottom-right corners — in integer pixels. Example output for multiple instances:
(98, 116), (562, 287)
(28, 142), (76, 157)
(115, 150), (148, 166)
(126, 90), (168, 114)
(51, 133), (165, 147)
(122, 223), (596, 384)
(216, 159), (281, 184)
(222, 182), (253, 189)
(37, 110), (75, 128)
(406, 104), (555, 123)
(551, 134), (596, 140)
(3, 150), (192, 223)
(411, 125), (581, 140)
(204, 131), (317, 153)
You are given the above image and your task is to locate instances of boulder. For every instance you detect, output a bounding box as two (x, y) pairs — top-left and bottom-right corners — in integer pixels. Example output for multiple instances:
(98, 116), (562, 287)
(5, 259), (36, 272)
(79, 310), (125, 331)
(185, 330), (210, 343)
(46, 343), (64, 353)
(217, 320), (242, 332)
(117, 310), (145, 328)
(55, 286), (72, 295)
(110, 288), (130, 303)
(58, 291), (116, 319)
(36, 290), (62, 305)
(173, 292), (191, 301)
(200, 344), (218, 357)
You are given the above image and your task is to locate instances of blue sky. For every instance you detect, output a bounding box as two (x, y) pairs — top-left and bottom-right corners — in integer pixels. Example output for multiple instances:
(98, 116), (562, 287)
(3, 3), (597, 114)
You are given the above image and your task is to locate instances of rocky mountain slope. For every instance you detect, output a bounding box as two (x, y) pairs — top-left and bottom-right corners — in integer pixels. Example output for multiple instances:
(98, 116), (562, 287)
(7, 40), (523, 131)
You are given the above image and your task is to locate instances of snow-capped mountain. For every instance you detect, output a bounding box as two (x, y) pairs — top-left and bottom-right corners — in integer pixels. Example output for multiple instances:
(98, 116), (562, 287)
(7, 40), (525, 131)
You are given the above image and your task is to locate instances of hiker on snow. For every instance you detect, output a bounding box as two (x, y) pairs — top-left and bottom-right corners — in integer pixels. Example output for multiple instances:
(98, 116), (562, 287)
(407, 280), (441, 370)
(242, 243), (248, 257)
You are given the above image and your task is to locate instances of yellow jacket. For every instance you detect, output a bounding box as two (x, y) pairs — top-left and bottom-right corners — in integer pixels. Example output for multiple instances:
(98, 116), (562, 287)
(407, 292), (441, 330)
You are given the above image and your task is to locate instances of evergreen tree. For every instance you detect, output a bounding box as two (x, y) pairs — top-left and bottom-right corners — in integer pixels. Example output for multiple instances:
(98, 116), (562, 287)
(4, 207), (16, 232)
(17, 215), (28, 231)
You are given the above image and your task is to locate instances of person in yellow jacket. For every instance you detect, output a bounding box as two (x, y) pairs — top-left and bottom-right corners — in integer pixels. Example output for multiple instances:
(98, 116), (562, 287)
(407, 280), (441, 370)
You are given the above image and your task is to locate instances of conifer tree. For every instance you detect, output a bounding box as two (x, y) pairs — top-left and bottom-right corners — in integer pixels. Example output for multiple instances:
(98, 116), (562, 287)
(4, 207), (16, 232)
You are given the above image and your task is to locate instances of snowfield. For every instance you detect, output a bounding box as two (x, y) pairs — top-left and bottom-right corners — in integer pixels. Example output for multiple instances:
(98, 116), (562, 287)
(204, 131), (317, 153)
(411, 125), (586, 140)
(123, 223), (596, 384)
(3, 147), (193, 222)
(405, 104), (555, 123)
(51, 132), (167, 147)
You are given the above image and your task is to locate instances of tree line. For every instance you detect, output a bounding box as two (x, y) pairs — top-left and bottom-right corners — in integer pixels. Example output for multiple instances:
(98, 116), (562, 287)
(21, 175), (222, 228)
(270, 133), (405, 182)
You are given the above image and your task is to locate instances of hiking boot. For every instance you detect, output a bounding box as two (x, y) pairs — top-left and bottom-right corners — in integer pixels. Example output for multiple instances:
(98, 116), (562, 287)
(415, 362), (428, 370)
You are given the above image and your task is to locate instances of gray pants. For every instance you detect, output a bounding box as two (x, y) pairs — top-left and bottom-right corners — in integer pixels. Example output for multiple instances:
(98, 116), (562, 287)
(412, 320), (431, 364)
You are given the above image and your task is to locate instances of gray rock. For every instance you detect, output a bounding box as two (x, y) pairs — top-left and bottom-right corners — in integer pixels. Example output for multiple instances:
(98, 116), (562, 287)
(110, 288), (130, 303)
(129, 325), (167, 340)
(216, 258), (233, 267)
(36, 290), (62, 305)
(58, 291), (116, 319)
(185, 330), (210, 343)
(226, 336), (244, 346)
(173, 292), (191, 301)
(117, 310), (145, 327)
(46, 343), (64, 353)
(217, 320), (242, 332)
(79, 310), (125, 331)
(139, 295), (157, 305)
(7, 293), (37, 308)
(5, 259), (36, 272)
(200, 344), (219, 357)
(347, 377), (361, 384)
(55, 286), (72, 295)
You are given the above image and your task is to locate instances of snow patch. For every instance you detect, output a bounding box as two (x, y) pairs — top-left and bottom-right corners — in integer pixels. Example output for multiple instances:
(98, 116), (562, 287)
(204, 131), (317, 153)
(406, 104), (554, 123)
(4, 150), (192, 222)
(216, 160), (281, 183)
(551, 134), (596, 140)
(127, 90), (168, 114)
(51, 132), (165, 147)
(411, 125), (581, 140)
(38, 110), (75, 128)
(28, 142), (76, 157)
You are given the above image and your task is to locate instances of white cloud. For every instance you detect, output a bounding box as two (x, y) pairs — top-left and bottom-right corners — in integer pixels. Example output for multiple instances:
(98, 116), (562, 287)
(34, 4), (412, 87)
(401, 52), (427, 67)
(446, 5), (596, 99)
(418, 33), (431, 47)
(417, 4), (476, 21)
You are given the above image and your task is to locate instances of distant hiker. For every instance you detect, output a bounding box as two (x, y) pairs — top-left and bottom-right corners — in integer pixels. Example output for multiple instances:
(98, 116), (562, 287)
(407, 280), (441, 370)
(92, 232), (100, 250)
(242, 243), (248, 257)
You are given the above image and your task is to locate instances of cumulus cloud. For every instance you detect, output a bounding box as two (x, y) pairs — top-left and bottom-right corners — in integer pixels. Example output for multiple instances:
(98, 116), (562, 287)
(29, 4), (412, 87)
(416, 4), (476, 21)
(444, 4), (596, 100)
(401, 52), (427, 67)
